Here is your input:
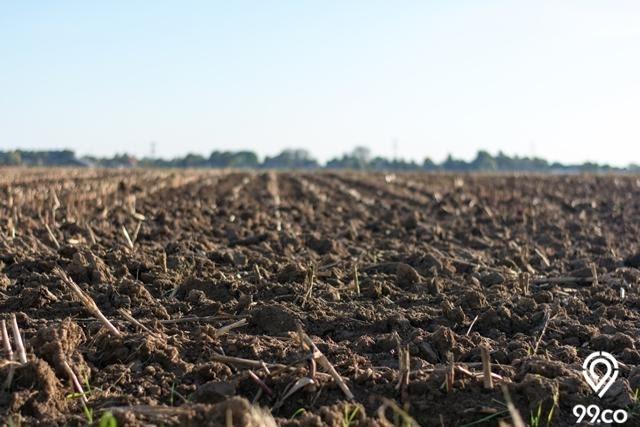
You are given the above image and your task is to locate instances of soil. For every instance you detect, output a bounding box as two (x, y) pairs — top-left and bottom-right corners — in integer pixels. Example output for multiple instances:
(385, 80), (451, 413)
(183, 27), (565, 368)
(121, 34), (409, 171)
(0, 169), (639, 426)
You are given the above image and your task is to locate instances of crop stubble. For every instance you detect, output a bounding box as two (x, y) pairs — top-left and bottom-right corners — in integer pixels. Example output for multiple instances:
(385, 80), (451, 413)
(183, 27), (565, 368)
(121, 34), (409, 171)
(0, 169), (639, 426)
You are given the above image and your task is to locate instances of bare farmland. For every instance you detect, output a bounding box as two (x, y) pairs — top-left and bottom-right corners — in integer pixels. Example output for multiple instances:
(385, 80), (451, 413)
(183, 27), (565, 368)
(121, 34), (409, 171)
(0, 169), (639, 426)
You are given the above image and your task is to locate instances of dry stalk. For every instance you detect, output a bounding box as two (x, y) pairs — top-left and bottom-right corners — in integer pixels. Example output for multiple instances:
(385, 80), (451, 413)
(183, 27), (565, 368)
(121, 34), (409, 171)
(297, 327), (354, 400)
(118, 309), (162, 339)
(1, 320), (13, 360)
(445, 363), (455, 392)
(590, 263), (598, 286)
(50, 190), (61, 227)
(51, 189), (61, 212)
(308, 356), (317, 380)
(125, 194), (136, 216)
(155, 314), (243, 324)
(534, 247), (550, 268)
(533, 310), (551, 354)
(273, 377), (315, 410)
(161, 250), (168, 273)
(247, 370), (273, 397)
(480, 346), (493, 389)
(55, 268), (122, 337)
(301, 265), (315, 308)
(86, 224), (97, 244)
(10, 315), (27, 364)
(211, 353), (290, 371)
(455, 365), (504, 381)
(395, 341), (410, 398)
(131, 220), (142, 244)
(7, 217), (15, 240)
(0, 360), (20, 369)
(214, 318), (247, 337)
(353, 263), (360, 295)
(132, 212), (146, 222)
(44, 223), (60, 249)
(268, 172), (282, 232)
(121, 225), (134, 250)
(226, 407), (233, 427)
(260, 361), (271, 375)
(466, 314), (479, 336)
(502, 386), (526, 427)
(254, 264), (263, 284)
(61, 359), (88, 404)
(518, 273), (530, 295)
(1, 319), (15, 390)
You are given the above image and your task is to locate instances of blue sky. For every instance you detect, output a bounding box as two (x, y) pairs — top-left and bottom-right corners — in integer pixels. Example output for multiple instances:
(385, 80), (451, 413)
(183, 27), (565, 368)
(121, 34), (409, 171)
(1, 1), (639, 165)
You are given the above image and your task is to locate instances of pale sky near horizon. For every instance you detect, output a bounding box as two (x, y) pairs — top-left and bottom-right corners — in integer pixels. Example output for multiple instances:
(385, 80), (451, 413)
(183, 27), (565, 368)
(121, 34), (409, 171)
(1, 1), (639, 165)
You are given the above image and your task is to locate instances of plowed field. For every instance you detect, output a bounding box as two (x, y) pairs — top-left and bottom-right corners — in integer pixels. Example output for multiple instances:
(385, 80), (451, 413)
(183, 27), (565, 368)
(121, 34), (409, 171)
(1, 169), (639, 426)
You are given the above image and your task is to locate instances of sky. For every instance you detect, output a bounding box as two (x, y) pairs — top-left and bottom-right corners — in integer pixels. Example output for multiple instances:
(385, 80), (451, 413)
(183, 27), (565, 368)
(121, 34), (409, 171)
(1, 1), (639, 165)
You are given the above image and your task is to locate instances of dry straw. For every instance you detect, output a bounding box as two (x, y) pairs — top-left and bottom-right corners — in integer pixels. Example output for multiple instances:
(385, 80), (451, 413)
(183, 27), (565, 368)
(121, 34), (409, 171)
(10, 315), (27, 364)
(55, 268), (122, 337)
(297, 326), (354, 400)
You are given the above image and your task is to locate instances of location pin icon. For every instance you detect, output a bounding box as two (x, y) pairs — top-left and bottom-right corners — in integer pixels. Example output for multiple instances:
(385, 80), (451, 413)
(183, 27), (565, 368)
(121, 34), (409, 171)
(582, 351), (619, 398)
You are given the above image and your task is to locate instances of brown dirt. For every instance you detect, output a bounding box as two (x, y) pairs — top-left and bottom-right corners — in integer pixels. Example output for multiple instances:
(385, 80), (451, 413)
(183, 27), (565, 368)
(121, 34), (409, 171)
(0, 169), (639, 426)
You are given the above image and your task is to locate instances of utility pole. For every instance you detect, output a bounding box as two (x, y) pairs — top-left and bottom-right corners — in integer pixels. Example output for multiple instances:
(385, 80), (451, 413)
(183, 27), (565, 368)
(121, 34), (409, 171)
(392, 138), (398, 161)
(529, 140), (536, 158)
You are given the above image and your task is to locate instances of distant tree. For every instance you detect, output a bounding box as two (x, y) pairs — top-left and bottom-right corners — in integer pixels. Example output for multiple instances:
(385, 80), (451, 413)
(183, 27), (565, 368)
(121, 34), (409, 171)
(579, 162), (599, 172)
(179, 154), (207, 168)
(230, 151), (259, 168)
(0, 150), (22, 165)
(442, 154), (469, 171)
(422, 157), (438, 171)
(98, 154), (138, 168)
(209, 151), (233, 167)
(471, 150), (497, 171)
(327, 146), (374, 169)
(326, 155), (358, 169)
(352, 146), (371, 167)
(494, 151), (512, 170)
(0, 148), (629, 172)
(262, 149), (318, 169)
(208, 150), (259, 168)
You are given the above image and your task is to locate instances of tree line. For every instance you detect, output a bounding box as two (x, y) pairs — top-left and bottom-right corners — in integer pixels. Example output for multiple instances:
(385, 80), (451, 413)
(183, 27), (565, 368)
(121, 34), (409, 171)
(0, 148), (637, 172)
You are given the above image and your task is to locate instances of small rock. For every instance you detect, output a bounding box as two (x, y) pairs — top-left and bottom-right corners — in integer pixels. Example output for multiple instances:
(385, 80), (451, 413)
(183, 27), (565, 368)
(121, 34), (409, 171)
(192, 381), (236, 403)
(624, 252), (640, 268)
(603, 379), (634, 407)
(401, 212), (419, 229)
(395, 263), (421, 287)
(442, 300), (465, 324)
(426, 278), (441, 295)
(480, 271), (505, 286)
(590, 332), (635, 353)
(517, 358), (574, 380)
(276, 263), (307, 283)
(463, 290), (487, 309)
(417, 341), (439, 363)
(250, 304), (300, 334)
(306, 234), (335, 255)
